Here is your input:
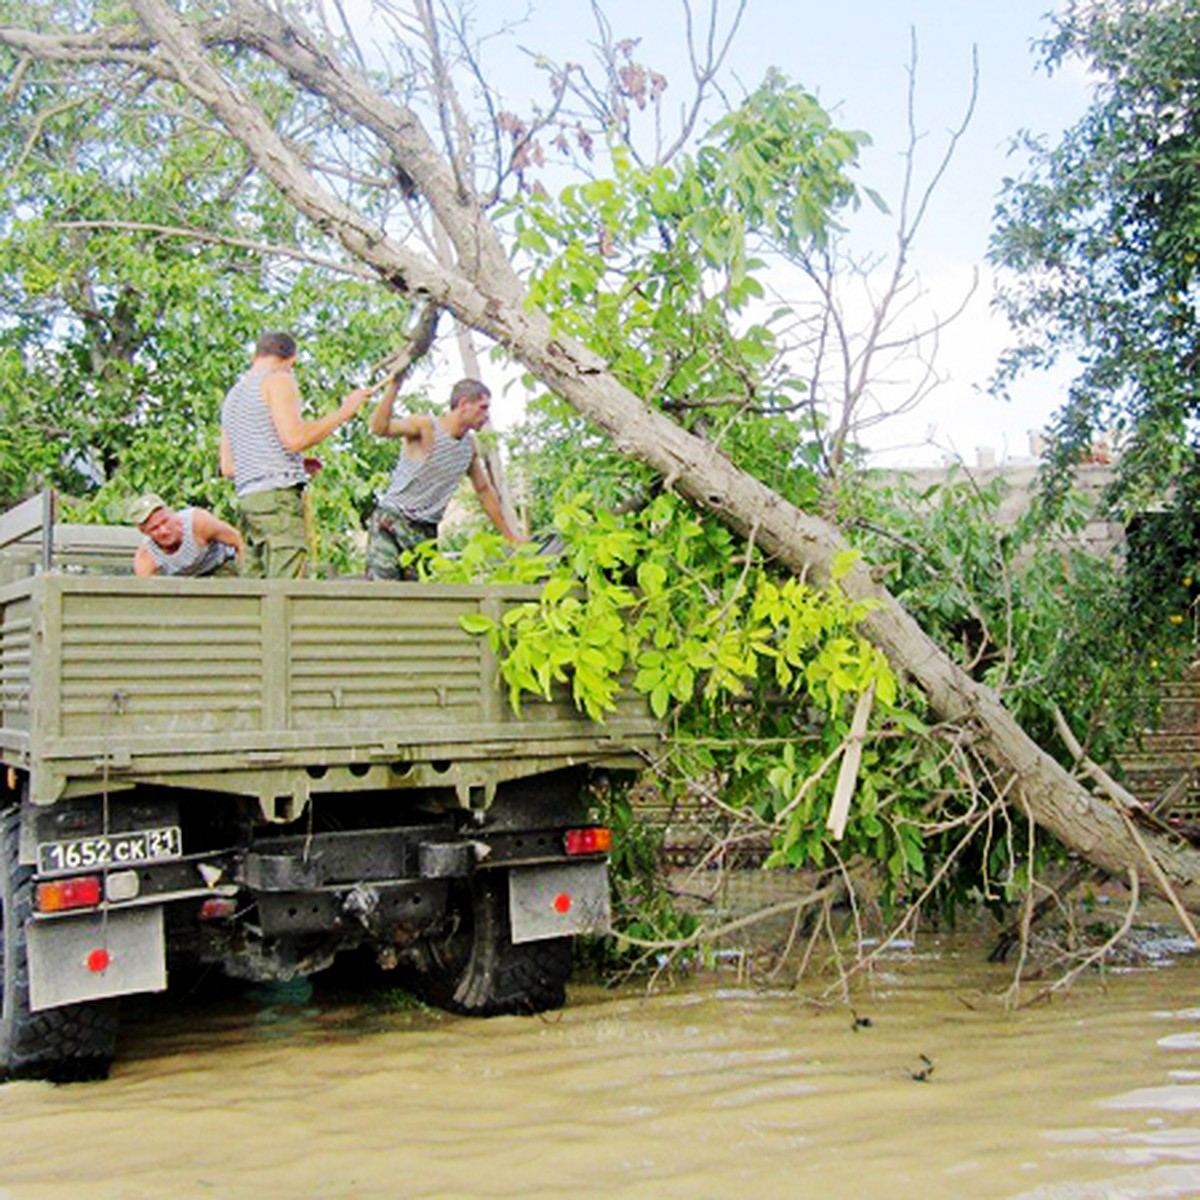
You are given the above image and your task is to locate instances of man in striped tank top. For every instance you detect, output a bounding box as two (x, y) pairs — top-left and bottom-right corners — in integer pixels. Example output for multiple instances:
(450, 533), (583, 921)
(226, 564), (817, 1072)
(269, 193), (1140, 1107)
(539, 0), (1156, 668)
(220, 331), (371, 577)
(365, 377), (524, 580)
(129, 493), (244, 577)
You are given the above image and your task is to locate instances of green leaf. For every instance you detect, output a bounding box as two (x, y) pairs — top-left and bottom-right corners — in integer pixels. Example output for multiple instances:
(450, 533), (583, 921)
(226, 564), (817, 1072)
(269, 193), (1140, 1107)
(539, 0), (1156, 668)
(636, 560), (668, 596)
(458, 613), (496, 636)
(830, 548), (860, 581)
(886, 707), (930, 735)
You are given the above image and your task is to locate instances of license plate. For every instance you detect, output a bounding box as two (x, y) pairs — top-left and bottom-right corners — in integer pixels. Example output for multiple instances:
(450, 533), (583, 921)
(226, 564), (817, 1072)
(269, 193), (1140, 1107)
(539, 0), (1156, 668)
(37, 827), (182, 875)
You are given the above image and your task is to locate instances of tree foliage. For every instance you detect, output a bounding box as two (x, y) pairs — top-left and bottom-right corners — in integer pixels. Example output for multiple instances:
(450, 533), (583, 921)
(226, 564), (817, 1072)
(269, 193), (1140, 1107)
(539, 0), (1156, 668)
(849, 468), (1174, 777)
(991, 0), (1200, 535)
(413, 490), (974, 908)
(0, 15), (411, 561)
(507, 72), (865, 522)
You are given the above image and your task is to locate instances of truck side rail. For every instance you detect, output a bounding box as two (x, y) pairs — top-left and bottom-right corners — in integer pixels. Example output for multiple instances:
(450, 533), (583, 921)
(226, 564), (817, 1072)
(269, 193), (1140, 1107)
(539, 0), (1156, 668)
(0, 490), (140, 583)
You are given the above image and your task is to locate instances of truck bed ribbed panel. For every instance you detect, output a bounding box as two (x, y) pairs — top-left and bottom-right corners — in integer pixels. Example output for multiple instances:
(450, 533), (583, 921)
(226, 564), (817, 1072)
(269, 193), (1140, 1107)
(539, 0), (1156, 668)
(57, 593), (264, 735)
(289, 597), (487, 728)
(0, 596), (32, 733)
(0, 575), (658, 803)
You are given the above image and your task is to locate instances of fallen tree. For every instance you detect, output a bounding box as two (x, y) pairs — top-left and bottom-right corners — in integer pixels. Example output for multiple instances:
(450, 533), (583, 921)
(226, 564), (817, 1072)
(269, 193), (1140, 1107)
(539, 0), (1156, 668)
(4, 0), (1199, 914)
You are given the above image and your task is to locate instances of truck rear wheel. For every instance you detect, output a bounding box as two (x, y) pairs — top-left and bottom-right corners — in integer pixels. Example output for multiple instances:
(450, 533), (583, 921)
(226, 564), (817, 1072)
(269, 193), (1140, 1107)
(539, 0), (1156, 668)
(1, 809), (118, 1082)
(414, 869), (572, 1016)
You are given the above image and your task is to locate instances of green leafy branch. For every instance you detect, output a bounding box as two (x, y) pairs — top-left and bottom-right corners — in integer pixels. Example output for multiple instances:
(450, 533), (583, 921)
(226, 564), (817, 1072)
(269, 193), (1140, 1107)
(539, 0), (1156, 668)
(451, 491), (894, 724)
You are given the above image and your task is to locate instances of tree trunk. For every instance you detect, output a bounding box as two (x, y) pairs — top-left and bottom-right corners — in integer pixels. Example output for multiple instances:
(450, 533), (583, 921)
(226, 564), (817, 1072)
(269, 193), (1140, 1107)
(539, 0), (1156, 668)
(8, 0), (1200, 911)
(508, 351), (1200, 911)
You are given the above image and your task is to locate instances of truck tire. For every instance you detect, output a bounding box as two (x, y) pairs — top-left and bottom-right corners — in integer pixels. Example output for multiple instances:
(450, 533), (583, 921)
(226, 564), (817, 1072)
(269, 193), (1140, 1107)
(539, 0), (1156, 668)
(415, 869), (572, 1016)
(1, 809), (118, 1082)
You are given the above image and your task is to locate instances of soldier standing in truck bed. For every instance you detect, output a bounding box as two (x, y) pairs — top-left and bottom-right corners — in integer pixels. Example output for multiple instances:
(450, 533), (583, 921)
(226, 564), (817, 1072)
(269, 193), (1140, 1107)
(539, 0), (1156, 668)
(365, 376), (524, 580)
(220, 330), (371, 578)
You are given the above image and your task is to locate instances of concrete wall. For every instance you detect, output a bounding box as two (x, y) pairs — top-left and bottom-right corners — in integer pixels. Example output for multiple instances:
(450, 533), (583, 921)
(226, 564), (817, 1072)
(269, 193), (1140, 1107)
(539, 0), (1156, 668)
(890, 460), (1126, 558)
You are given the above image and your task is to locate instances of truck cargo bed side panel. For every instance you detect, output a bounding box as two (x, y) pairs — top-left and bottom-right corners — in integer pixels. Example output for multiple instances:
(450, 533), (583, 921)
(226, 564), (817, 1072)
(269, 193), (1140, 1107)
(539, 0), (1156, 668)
(3, 577), (657, 804)
(289, 594), (490, 730)
(58, 590), (265, 738)
(0, 590), (33, 751)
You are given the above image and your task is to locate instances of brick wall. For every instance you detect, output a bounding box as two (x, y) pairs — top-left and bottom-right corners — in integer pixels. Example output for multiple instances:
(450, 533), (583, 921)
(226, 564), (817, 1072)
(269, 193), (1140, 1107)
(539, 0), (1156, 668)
(1120, 663), (1200, 819)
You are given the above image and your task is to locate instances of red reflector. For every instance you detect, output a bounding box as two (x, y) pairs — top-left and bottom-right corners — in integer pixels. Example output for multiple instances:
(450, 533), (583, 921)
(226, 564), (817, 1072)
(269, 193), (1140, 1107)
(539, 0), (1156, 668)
(564, 826), (612, 856)
(198, 897), (237, 921)
(36, 876), (102, 913)
(86, 948), (111, 974)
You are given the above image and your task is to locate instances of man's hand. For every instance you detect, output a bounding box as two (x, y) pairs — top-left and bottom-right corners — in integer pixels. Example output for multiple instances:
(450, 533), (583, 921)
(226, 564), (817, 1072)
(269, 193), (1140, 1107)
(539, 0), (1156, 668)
(339, 386), (372, 420)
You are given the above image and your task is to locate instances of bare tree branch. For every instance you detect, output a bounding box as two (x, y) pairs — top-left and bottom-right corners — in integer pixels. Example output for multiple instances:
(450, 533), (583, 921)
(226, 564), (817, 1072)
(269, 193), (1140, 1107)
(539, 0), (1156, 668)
(51, 219), (378, 279)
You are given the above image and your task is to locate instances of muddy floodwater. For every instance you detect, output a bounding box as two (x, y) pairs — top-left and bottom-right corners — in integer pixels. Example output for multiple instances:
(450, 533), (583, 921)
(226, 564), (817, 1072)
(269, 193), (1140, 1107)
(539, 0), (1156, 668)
(3, 933), (1200, 1200)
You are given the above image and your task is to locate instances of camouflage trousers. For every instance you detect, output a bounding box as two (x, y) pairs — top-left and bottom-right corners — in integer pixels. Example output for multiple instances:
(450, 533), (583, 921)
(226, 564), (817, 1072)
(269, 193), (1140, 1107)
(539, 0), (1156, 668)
(237, 485), (309, 579)
(365, 509), (438, 581)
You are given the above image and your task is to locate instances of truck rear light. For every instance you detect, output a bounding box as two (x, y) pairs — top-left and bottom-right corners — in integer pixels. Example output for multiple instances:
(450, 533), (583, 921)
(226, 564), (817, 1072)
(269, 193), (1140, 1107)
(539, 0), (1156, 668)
(36, 875), (103, 913)
(198, 897), (237, 921)
(105, 870), (140, 902)
(564, 826), (612, 856)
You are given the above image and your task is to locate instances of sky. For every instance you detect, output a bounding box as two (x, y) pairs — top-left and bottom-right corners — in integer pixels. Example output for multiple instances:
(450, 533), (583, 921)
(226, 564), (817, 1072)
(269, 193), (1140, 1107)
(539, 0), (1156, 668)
(463, 0), (1094, 467)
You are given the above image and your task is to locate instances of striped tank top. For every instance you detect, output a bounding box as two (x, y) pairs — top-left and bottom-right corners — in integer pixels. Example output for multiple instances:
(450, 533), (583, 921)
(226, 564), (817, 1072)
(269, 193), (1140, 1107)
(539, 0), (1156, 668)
(143, 508), (235, 576)
(221, 367), (306, 496)
(378, 422), (476, 524)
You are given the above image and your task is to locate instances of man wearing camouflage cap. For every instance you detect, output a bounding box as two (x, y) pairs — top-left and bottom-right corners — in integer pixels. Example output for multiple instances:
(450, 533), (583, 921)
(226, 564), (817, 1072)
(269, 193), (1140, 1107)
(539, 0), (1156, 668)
(128, 493), (244, 577)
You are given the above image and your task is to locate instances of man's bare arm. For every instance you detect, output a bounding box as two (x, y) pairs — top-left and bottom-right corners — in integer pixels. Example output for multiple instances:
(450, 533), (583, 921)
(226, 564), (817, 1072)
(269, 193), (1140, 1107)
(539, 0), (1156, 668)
(193, 508), (246, 569)
(469, 456), (525, 544)
(132, 545), (159, 577)
(264, 371), (371, 452)
(368, 376), (428, 440)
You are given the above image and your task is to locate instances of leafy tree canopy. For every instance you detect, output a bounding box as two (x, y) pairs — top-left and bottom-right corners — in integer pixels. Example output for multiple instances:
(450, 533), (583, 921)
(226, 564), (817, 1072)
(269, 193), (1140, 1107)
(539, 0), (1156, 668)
(991, 0), (1200, 542)
(0, 30), (411, 560)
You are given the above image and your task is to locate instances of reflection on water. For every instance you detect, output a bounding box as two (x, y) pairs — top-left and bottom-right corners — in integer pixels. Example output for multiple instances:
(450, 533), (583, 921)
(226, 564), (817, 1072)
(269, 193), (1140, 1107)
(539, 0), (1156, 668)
(2, 935), (1200, 1200)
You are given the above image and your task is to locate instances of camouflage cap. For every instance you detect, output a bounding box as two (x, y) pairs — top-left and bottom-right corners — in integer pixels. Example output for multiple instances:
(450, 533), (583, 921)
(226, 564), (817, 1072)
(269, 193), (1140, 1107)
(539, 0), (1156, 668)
(127, 492), (166, 525)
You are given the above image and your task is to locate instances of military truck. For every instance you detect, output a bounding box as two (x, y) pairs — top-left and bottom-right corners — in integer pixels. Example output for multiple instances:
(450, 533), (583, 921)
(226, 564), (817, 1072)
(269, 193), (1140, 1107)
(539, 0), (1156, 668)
(0, 492), (657, 1080)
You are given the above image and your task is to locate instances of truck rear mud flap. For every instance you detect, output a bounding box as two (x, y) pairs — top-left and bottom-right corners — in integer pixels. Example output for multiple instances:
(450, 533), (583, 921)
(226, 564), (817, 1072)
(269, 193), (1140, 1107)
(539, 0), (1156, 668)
(27, 907), (166, 1012)
(507, 861), (611, 944)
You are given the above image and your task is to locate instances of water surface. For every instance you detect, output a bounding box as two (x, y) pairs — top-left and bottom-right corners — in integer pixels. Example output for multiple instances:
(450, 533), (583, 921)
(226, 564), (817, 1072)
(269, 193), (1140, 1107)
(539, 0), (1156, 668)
(2, 936), (1199, 1199)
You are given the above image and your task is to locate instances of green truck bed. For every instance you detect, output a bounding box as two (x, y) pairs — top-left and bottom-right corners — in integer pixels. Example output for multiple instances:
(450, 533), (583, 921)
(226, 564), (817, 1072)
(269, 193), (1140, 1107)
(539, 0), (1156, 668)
(0, 572), (657, 816)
